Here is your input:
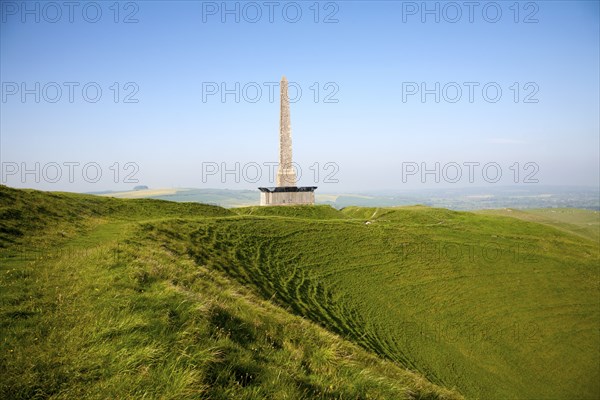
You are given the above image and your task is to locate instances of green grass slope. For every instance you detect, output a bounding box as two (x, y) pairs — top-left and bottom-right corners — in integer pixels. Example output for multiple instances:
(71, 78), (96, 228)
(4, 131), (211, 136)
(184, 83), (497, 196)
(0, 186), (460, 399)
(2, 186), (598, 399)
(172, 207), (599, 399)
(0, 185), (232, 249)
(341, 205), (460, 224)
(478, 208), (600, 243)
(234, 205), (348, 220)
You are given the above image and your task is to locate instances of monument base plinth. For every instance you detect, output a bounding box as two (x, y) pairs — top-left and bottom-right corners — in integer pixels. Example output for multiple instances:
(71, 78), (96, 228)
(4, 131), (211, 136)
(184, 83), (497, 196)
(258, 186), (317, 206)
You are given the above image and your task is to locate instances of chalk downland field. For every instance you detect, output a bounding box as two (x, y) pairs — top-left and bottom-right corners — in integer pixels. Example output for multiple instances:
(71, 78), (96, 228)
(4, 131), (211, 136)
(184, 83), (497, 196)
(0, 186), (460, 399)
(1, 186), (598, 399)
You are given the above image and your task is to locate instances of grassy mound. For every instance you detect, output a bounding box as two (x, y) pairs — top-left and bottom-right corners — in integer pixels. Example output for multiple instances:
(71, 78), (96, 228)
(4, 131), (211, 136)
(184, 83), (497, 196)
(0, 185), (232, 249)
(0, 186), (460, 399)
(178, 209), (599, 399)
(234, 205), (348, 220)
(341, 205), (462, 224)
(2, 186), (598, 399)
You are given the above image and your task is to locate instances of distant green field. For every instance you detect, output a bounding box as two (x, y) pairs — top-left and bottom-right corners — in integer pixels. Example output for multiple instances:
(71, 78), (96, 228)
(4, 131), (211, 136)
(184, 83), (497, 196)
(1, 186), (598, 399)
(99, 187), (600, 210)
(102, 188), (261, 208)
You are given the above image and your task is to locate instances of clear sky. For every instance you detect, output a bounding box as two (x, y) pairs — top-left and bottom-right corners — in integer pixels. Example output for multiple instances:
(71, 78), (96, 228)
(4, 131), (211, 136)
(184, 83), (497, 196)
(1, 0), (598, 192)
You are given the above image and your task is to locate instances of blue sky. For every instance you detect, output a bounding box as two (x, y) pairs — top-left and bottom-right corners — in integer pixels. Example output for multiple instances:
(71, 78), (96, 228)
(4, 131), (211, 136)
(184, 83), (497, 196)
(1, 0), (598, 192)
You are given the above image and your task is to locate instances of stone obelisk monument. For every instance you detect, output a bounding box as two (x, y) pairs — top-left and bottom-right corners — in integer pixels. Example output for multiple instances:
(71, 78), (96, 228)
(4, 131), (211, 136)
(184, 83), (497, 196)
(276, 76), (297, 187)
(259, 76), (317, 206)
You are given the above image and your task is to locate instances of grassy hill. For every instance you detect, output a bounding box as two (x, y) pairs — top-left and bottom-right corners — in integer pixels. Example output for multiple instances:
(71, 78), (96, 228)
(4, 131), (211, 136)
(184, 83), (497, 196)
(0, 186), (232, 249)
(0, 185), (460, 399)
(171, 207), (599, 399)
(2, 186), (598, 399)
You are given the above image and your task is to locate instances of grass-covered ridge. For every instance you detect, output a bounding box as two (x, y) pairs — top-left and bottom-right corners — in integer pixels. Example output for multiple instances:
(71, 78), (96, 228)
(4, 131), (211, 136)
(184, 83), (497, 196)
(0, 186), (461, 399)
(234, 204), (349, 220)
(0, 185), (232, 249)
(170, 210), (599, 399)
(1, 185), (598, 399)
